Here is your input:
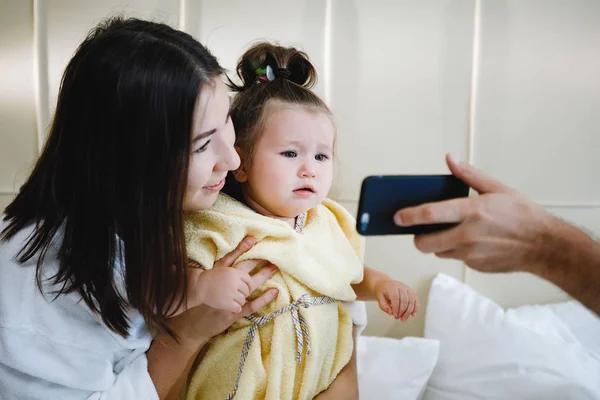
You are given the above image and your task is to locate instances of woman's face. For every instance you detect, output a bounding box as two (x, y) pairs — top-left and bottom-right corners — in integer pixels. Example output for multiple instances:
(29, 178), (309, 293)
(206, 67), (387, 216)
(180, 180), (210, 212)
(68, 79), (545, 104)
(183, 77), (240, 211)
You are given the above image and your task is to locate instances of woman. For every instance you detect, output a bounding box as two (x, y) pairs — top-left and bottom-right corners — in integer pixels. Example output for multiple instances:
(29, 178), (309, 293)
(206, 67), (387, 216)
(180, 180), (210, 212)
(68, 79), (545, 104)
(0, 17), (357, 399)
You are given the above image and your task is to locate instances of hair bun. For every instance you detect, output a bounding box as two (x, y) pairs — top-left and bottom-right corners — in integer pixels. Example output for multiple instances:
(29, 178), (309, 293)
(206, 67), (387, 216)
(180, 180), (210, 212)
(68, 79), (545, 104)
(230, 42), (317, 92)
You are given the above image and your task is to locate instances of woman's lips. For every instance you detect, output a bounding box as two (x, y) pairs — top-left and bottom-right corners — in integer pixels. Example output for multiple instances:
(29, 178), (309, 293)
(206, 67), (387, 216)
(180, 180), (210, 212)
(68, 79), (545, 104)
(203, 178), (225, 191)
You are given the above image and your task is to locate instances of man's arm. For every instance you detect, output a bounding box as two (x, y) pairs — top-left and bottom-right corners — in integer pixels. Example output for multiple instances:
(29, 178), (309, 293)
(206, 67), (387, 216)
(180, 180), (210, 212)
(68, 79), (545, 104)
(537, 217), (600, 315)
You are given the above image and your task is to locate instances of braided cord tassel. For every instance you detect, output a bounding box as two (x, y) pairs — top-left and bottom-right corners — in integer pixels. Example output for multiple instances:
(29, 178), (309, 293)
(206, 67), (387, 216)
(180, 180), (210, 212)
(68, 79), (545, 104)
(224, 295), (337, 400)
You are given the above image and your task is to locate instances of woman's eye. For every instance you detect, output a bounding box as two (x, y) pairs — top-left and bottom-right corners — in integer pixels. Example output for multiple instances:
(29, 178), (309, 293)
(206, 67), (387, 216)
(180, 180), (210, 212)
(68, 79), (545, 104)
(315, 154), (329, 162)
(194, 140), (211, 154)
(281, 151), (297, 158)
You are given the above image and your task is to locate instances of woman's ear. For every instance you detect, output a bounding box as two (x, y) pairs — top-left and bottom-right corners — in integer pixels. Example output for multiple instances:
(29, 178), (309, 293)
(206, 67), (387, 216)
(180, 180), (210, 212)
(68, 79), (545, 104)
(233, 146), (248, 182)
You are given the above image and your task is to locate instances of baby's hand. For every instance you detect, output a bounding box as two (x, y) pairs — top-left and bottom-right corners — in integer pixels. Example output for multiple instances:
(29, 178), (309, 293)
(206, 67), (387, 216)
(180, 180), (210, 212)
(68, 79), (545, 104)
(374, 280), (419, 321)
(193, 262), (253, 313)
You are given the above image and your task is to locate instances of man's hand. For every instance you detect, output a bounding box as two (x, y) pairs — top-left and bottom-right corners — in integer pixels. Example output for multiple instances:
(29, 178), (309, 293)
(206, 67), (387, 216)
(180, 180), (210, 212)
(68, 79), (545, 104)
(394, 154), (556, 274)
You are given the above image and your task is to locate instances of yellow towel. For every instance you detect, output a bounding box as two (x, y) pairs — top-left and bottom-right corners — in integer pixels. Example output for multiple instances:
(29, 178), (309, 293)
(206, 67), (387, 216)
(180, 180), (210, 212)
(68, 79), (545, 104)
(184, 194), (364, 400)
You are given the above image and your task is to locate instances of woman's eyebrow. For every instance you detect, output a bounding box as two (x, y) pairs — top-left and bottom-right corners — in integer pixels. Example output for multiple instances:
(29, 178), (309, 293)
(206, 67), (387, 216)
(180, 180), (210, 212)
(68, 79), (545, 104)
(192, 130), (215, 143)
(193, 98), (232, 142)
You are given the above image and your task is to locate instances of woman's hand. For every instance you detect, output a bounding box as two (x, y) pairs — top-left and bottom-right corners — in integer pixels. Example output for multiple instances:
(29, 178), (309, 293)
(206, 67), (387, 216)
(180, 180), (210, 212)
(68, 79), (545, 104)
(169, 237), (279, 343)
(148, 237), (278, 399)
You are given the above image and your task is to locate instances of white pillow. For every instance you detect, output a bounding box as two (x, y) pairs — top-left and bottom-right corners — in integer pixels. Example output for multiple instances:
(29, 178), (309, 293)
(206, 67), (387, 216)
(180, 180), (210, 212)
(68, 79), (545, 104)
(423, 273), (600, 400)
(357, 336), (439, 400)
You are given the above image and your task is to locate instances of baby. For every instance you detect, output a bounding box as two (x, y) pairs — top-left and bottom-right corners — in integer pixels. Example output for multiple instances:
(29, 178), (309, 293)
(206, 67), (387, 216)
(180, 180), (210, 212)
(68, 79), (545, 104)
(184, 42), (418, 400)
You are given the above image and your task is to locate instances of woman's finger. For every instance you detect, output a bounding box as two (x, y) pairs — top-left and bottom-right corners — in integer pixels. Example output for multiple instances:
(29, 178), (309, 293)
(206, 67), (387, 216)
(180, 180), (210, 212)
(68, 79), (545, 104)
(241, 289), (279, 317)
(249, 263), (278, 291)
(234, 258), (263, 273)
(215, 237), (256, 268)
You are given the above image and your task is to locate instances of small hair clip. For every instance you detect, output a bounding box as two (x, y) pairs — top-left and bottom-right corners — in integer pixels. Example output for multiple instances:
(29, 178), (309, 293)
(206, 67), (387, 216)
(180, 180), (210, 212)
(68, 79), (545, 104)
(255, 63), (278, 83)
(266, 65), (275, 81)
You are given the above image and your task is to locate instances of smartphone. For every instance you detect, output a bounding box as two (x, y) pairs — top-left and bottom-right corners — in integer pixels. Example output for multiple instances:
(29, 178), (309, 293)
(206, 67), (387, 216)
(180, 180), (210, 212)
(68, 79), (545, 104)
(356, 175), (470, 236)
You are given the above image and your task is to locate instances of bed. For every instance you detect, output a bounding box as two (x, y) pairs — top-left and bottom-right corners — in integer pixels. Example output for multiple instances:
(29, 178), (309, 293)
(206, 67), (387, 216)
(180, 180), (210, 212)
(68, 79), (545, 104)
(356, 273), (600, 400)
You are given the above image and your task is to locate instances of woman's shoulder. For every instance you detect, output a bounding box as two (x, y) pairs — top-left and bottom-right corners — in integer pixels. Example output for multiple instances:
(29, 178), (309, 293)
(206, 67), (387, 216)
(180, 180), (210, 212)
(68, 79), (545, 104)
(0, 219), (149, 358)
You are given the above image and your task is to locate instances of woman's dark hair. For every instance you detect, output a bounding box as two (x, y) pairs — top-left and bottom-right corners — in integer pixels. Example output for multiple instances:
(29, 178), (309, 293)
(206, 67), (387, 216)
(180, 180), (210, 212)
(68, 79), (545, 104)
(1, 17), (224, 337)
(223, 42), (333, 201)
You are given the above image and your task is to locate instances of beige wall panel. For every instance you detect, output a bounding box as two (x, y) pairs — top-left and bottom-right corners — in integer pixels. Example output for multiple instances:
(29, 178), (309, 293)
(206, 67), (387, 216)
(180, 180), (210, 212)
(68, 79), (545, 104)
(0, 1), (37, 192)
(329, 0), (474, 201)
(474, 0), (600, 202)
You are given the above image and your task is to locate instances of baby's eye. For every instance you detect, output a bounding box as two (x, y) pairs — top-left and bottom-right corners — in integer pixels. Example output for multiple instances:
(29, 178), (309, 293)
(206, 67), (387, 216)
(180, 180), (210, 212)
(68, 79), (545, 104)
(315, 154), (329, 162)
(281, 151), (297, 158)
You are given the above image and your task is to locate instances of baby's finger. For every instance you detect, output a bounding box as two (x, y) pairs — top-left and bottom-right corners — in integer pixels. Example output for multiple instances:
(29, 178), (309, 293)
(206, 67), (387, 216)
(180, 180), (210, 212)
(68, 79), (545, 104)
(389, 292), (400, 318)
(401, 297), (415, 321)
(397, 293), (409, 320)
(234, 292), (247, 307)
(377, 297), (392, 315)
(412, 296), (420, 316)
(226, 301), (242, 314)
(238, 273), (252, 297)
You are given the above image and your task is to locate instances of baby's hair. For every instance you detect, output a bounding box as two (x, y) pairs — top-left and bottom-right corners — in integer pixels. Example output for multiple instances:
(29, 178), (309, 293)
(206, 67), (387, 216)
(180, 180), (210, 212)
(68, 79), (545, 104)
(223, 42), (334, 200)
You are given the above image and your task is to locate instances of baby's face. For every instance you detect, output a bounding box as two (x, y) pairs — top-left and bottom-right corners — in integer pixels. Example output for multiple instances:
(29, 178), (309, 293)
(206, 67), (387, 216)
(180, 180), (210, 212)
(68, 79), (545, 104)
(242, 103), (335, 219)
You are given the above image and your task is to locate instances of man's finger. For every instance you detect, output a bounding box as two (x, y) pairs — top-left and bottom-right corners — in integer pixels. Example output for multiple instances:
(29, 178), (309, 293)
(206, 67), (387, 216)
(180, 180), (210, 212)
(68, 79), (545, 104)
(395, 198), (472, 227)
(434, 248), (464, 260)
(216, 237), (256, 268)
(446, 154), (512, 195)
(413, 225), (465, 254)
(241, 289), (279, 317)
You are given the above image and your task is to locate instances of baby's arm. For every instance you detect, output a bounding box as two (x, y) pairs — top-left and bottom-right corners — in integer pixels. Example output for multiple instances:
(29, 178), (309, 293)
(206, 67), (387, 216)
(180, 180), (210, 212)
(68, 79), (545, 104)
(188, 259), (253, 313)
(352, 267), (419, 321)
